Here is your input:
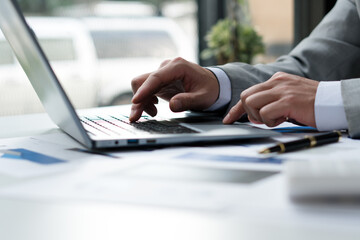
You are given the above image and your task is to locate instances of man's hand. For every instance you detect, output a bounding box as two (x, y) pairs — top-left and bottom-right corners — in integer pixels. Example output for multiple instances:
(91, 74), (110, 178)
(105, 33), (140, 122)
(130, 57), (219, 122)
(223, 72), (319, 127)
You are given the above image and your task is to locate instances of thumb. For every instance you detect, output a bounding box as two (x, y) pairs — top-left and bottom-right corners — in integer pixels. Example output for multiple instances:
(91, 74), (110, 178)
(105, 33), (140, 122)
(169, 92), (206, 112)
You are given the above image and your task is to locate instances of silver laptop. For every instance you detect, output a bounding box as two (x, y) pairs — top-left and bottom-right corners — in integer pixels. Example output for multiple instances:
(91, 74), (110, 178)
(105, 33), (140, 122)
(0, 0), (279, 149)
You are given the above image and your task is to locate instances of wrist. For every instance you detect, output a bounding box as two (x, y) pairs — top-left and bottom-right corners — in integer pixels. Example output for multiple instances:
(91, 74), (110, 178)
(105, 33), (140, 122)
(204, 68), (220, 102)
(204, 67), (232, 111)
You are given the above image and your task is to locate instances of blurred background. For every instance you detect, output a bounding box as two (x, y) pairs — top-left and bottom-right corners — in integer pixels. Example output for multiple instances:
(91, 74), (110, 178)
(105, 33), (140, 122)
(0, 0), (335, 116)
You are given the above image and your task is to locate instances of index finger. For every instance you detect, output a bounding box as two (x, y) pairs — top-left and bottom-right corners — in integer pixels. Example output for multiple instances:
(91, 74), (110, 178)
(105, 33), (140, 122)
(223, 100), (246, 124)
(132, 59), (185, 104)
(131, 72), (151, 95)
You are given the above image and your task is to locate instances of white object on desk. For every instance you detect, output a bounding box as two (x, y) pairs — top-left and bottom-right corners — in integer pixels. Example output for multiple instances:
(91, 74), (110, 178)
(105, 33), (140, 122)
(1, 113), (360, 239)
(285, 159), (360, 200)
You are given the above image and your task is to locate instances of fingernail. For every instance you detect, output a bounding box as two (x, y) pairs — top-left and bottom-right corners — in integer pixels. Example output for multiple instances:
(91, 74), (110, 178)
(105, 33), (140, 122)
(129, 109), (138, 122)
(129, 112), (134, 121)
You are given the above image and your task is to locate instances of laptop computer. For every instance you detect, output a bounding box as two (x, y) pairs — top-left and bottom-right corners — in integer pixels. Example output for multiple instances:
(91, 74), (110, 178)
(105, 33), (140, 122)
(0, 0), (279, 149)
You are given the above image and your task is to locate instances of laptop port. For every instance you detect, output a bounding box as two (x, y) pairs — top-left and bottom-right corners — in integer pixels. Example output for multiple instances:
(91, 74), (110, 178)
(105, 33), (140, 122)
(127, 139), (139, 144)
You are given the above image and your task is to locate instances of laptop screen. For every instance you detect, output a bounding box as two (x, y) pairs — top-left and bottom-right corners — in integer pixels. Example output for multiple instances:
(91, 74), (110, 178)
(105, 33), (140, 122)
(0, 0), (92, 147)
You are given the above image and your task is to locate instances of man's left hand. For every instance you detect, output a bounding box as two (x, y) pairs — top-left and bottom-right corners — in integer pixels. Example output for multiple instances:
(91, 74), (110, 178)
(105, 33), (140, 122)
(223, 72), (320, 128)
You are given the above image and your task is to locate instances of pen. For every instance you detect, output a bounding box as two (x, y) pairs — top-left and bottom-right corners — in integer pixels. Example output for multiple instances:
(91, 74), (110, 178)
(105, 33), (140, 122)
(259, 131), (342, 154)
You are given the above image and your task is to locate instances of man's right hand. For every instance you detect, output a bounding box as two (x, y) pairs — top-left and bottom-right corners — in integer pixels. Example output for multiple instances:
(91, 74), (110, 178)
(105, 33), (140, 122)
(129, 57), (220, 122)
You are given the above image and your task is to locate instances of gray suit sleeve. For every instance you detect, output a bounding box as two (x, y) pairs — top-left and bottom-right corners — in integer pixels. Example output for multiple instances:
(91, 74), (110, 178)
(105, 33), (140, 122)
(215, 0), (360, 137)
(342, 80), (360, 138)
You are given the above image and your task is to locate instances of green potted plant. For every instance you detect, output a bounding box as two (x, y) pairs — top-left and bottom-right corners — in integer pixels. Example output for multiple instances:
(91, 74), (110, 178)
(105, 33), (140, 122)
(201, 0), (265, 65)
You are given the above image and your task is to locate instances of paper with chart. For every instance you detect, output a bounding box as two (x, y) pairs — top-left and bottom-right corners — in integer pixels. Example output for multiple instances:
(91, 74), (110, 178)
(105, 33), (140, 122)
(0, 129), (360, 210)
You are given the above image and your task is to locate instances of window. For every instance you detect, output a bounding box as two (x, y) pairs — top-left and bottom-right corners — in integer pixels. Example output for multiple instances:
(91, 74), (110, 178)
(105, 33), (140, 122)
(248, 0), (294, 63)
(39, 38), (77, 62)
(91, 30), (178, 59)
(0, 0), (198, 116)
(197, 0), (294, 65)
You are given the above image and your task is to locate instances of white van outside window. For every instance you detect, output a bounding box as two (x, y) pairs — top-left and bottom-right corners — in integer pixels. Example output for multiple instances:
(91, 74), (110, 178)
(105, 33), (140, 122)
(0, 17), (99, 115)
(83, 17), (196, 106)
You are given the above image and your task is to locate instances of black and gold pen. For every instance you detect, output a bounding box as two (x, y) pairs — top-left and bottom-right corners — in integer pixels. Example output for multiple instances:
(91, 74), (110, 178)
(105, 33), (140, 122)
(259, 131), (342, 154)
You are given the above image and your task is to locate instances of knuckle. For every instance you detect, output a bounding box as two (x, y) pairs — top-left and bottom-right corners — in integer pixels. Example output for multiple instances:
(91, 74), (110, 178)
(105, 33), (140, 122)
(172, 57), (185, 63)
(259, 109), (269, 121)
(271, 72), (287, 82)
(259, 109), (275, 127)
(165, 57), (188, 74)
(259, 107), (267, 116)
(259, 112), (273, 126)
(160, 59), (171, 68)
(274, 71), (286, 78)
(131, 77), (142, 90)
(240, 90), (249, 101)
(283, 94), (296, 104)
(244, 95), (256, 108)
(149, 72), (164, 86)
(170, 57), (186, 68)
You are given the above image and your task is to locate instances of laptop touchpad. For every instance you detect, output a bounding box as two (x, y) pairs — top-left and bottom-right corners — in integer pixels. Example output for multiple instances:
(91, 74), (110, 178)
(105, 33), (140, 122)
(184, 121), (256, 134)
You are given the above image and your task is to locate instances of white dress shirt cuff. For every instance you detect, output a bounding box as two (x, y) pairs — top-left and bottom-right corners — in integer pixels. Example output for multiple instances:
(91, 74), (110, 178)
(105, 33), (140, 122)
(204, 67), (232, 111)
(314, 81), (348, 131)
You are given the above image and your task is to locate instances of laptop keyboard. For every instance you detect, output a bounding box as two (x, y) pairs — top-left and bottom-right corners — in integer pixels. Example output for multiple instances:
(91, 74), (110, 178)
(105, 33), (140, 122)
(80, 115), (198, 136)
(130, 120), (198, 134)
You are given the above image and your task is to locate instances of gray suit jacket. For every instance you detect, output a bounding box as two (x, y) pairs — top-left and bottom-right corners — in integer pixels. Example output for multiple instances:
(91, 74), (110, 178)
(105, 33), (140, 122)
(218, 0), (360, 138)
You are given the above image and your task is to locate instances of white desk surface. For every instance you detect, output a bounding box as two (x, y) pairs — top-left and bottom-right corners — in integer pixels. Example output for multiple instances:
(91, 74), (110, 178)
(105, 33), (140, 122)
(0, 112), (360, 240)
